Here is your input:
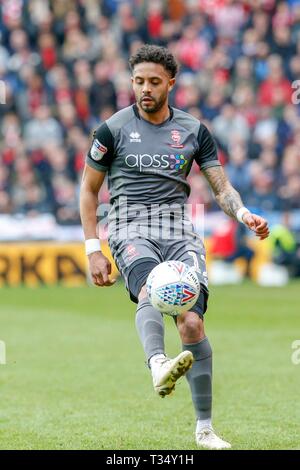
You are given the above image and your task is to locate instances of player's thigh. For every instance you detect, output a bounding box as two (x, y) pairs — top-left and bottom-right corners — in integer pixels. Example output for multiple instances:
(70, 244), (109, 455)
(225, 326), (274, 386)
(109, 237), (162, 303)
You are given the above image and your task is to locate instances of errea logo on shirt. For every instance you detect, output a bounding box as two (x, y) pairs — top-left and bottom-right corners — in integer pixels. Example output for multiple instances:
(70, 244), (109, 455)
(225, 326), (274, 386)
(130, 132), (141, 143)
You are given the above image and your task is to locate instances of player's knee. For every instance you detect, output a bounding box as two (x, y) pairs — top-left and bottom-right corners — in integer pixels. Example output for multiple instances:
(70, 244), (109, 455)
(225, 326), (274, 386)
(138, 284), (148, 301)
(177, 313), (204, 342)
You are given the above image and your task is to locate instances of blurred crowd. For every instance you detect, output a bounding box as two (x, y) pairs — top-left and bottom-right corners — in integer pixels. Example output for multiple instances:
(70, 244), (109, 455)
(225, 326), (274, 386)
(0, 0), (300, 225)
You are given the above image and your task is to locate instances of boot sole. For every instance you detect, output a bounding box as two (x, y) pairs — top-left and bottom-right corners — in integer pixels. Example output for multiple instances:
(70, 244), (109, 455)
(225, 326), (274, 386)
(155, 351), (194, 397)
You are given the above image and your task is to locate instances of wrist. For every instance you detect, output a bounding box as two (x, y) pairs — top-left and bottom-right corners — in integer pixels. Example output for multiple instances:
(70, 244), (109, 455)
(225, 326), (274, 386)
(236, 207), (250, 224)
(85, 238), (101, 256)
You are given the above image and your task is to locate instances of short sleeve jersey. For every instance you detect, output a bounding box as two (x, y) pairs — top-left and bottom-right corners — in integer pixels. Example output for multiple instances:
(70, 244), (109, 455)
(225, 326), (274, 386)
(86, 104), (220, 208)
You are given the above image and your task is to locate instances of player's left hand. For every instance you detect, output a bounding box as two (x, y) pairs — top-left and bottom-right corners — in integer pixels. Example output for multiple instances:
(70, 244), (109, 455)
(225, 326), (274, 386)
(242, 213), (270, 240)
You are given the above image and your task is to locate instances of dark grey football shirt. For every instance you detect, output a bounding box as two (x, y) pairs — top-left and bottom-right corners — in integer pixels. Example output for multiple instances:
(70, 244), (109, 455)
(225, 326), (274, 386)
(87, 104), (220, 203)
(86, 104), (220, 238)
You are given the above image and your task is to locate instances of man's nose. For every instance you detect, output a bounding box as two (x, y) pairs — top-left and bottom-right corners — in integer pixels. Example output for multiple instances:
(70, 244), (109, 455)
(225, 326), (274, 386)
(142, 82), (151, 94)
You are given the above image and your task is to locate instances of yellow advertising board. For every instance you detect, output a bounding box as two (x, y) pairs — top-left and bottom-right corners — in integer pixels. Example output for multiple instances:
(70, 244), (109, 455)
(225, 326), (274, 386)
(0, 242), (119, 287)
(0, 238), (271, 287)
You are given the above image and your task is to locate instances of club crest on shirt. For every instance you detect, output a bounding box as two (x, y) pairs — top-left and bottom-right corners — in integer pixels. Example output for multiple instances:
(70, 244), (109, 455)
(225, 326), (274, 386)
(91, 139), (107, 161)
(170, 130), (184, 148)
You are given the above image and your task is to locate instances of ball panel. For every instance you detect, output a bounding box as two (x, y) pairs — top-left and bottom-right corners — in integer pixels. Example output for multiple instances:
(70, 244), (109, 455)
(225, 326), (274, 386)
(146, 260), (200, 317)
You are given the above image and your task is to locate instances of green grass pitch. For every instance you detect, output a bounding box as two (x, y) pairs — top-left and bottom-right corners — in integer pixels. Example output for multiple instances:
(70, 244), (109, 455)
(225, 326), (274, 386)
(0, 282), (299, 450)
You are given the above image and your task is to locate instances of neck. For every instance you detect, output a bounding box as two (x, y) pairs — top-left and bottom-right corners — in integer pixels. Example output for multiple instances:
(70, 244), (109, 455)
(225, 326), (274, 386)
(136, 102), (170, 125)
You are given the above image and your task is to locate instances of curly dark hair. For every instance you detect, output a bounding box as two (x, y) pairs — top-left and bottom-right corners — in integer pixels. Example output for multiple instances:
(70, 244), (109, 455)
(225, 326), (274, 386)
(129, 44), (178, 78)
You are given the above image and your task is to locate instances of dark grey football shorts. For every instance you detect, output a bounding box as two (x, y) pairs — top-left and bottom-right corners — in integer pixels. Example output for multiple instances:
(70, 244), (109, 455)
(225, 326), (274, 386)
(109, 233), (209, 318)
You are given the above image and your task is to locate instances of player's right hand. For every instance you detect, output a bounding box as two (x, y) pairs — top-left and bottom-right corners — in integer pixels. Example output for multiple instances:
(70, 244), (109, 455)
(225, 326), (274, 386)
(88, 251), (116, 287)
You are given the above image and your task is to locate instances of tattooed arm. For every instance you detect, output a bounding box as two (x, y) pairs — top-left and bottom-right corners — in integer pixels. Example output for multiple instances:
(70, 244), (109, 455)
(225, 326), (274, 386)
(202, 166), (270, 240)
(202, 166), (244, 219)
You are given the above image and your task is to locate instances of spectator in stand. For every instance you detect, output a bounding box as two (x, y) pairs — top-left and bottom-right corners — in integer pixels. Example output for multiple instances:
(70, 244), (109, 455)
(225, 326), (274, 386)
(226, 139), (252, 199)
(212, 103), (250, 149)
(258, 55), (292, 108)
(89, 61), (117, 118)
(175, 25), (210, 72)
(23, 105), (63, 150)
(246, 161), (280, 212)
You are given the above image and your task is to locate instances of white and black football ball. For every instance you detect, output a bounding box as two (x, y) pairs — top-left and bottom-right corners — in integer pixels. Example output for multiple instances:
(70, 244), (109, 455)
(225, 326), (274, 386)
(146, 260), (200, 317)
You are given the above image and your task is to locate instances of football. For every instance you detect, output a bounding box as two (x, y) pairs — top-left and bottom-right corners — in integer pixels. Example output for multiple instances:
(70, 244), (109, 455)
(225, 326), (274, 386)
(146, 260), (200, 317)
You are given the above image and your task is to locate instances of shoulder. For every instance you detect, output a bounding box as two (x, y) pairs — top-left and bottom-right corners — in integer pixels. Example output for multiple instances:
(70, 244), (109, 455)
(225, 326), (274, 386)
(105, 105), (136, 137)
(92, 106), (136, 141)
(171, 107), (201, 135)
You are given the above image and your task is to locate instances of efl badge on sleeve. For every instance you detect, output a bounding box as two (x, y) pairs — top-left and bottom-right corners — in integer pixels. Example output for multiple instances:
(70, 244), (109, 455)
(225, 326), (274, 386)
(91, 139), (108, 161)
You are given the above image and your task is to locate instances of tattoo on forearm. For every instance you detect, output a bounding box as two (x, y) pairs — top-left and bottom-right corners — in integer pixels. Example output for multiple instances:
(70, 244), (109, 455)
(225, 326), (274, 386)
(202, 166), (244, 219)
(218, 190), (244, 218)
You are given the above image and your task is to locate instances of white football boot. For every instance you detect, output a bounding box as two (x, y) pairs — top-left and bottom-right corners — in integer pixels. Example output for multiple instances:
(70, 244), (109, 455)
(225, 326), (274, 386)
(150, 351), (194, 397)
(196, 425), (231, 450)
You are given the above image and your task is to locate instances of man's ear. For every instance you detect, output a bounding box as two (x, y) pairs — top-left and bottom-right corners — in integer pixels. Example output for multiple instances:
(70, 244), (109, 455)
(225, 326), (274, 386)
(131, 76), (134, 85)
(168, 77), (176, 91)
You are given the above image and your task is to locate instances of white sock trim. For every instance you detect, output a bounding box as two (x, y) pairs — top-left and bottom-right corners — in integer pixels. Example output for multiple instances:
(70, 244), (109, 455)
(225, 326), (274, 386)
(196, 418), (212, 431)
